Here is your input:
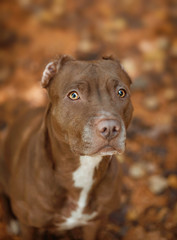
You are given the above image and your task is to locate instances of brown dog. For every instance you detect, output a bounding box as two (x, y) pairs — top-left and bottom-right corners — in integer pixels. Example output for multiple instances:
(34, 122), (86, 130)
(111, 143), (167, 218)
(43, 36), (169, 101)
(0, 55), (133, 240)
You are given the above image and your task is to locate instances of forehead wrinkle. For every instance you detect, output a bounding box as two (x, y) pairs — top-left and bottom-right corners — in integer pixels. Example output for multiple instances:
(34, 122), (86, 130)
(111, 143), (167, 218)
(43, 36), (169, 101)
(61, 66), (100, 97)
(74, 80), (90, 93)
(72, 63), (98, 81)
(62, 80), (90, 96)
(80, 64), (111, 101)
(79, 63), (93, 74)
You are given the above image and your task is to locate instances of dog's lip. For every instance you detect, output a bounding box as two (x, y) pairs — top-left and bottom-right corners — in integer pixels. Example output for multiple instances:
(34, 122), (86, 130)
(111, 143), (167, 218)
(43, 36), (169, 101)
(99, 145), (116, 151)
(92, 145), (118, 155)
(86, 143), (126, 156)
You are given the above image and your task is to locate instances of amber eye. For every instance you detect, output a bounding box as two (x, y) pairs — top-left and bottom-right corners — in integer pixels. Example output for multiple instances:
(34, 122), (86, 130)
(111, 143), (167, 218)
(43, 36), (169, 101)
(117, 89), (126, 98)
(68, 91), (80, 100)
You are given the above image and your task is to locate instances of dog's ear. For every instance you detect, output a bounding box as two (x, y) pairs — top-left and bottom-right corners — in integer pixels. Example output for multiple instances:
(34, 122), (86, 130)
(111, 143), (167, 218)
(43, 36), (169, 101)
(41, 55), (74, 88)
(102, 54), (115, 60)
(118, 61), (132, 85)
(102, 55), (114, 60)
(102, 55), (132, 84)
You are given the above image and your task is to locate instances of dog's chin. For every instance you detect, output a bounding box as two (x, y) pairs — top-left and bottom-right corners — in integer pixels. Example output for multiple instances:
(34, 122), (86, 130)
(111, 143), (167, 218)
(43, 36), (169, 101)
(69, 137), (126, 157)
(93, 146), (118, 156)
(77, 143), (126, 157)
(94, 145), (125, 157)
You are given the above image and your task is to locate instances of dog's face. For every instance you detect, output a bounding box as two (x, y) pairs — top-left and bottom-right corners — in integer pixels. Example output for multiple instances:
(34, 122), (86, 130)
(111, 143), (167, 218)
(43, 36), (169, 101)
(42, 56), (133, 156)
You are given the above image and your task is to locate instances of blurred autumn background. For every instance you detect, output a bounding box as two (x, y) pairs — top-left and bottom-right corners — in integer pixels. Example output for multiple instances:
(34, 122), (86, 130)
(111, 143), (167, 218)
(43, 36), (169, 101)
(0, 0), (177, 239)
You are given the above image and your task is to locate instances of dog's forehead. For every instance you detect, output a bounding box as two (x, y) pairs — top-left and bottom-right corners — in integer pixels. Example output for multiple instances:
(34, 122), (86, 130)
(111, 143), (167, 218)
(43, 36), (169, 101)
(58, 59), (131, 87)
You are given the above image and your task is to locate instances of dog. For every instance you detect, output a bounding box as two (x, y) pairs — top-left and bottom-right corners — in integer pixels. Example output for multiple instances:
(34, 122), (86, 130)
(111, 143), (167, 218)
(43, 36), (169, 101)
(0, 55), (133, 240)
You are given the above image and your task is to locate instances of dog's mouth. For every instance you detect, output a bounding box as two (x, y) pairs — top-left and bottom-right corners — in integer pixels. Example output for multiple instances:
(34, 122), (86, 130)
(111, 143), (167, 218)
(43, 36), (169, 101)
(90, 143), (125, 156)
(96, 145), (117, 155)
(71, 141), (125, 157)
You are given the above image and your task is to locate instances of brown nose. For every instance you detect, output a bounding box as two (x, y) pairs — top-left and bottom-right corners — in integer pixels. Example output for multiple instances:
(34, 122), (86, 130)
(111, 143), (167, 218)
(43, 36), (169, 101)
(96, 119), (120, 140)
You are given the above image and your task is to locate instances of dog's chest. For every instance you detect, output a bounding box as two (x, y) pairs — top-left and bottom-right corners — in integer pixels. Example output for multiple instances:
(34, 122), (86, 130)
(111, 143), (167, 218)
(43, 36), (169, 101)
(58, 156), (102, 230)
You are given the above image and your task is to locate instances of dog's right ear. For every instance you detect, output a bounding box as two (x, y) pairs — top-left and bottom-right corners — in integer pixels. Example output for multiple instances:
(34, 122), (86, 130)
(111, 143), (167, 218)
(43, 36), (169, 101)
(41, 55), (74, 88)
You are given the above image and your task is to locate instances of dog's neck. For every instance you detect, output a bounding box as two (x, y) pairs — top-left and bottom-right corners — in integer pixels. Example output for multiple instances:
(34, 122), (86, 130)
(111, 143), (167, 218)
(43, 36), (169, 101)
(44, 106), (78, 168)
(41, 104), (113, 191)
(32, 104), (115, 225)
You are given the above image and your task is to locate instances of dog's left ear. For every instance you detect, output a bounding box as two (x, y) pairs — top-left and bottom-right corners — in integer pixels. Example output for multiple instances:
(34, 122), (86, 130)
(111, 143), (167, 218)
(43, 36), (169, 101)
(41, 55), (74, 88)
(119, 62), (132, 85)
(102, 55), (114, 60)
(102, 55), (132, 85)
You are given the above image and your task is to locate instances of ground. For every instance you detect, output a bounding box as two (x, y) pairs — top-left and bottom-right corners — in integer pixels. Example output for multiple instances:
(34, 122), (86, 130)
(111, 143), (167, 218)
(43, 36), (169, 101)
(0, 0), (176, 239)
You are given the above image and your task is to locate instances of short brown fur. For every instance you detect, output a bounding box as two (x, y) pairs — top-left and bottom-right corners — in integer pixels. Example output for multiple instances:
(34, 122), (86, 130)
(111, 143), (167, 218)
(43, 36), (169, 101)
(0, 56), (133, 240)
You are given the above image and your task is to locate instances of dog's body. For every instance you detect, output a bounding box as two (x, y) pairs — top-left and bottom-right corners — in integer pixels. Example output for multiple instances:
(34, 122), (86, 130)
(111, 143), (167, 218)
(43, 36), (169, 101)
(0, 56), (133, 240)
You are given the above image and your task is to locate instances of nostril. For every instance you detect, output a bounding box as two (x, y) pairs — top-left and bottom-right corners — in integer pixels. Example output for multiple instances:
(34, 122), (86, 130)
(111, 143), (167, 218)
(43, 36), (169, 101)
(102, 127), (108, 133)
(113, 126), (117, 132)
(113, 125), (119, 133)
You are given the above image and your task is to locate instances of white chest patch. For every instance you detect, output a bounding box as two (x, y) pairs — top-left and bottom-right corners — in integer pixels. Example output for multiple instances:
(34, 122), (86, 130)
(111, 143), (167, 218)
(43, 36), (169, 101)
(59, 155), (102, 230)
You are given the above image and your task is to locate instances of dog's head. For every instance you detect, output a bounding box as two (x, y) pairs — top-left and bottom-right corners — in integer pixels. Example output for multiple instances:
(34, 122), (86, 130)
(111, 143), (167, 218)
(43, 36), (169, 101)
(41, 55), (133, 156)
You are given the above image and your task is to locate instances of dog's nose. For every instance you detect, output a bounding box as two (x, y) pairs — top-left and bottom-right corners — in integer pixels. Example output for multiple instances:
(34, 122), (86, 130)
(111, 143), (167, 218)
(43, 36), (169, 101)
(96, 119), (120, 140)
